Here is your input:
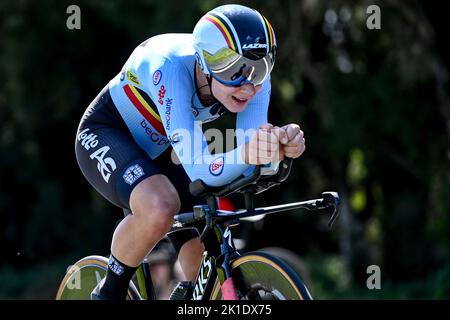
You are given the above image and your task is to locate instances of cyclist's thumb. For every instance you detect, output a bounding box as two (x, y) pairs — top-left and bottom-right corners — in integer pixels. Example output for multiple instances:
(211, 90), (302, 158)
(278, 128), (288, 144)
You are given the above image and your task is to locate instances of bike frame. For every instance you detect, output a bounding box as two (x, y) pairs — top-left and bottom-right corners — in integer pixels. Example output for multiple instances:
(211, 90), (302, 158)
(189, 223), (240, 300)
(132, 206), (241, 300)
(134, 258), (156, 300)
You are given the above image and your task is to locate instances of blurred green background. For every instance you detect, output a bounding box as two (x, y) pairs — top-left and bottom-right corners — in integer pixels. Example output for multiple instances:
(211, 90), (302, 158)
(0, 0), (449, 299)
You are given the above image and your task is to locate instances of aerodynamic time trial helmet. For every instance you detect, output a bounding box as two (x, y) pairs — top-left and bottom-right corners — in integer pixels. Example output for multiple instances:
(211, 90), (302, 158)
(193, 4), (277, 87)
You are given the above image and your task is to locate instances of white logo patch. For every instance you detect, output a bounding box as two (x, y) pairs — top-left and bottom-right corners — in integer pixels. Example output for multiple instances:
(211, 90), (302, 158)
(192, 253), (212, 300)
(108, 256), (124, 276)
(89, 146), (117, 183)
(78, 128), (116, 183)
(123, 164), (145, 185)
(242, 43), (267, 49)
(77, 128), (99, 150)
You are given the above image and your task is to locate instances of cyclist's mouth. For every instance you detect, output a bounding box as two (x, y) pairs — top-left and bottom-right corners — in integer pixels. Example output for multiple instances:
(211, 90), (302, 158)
(232, 96), (248, 104)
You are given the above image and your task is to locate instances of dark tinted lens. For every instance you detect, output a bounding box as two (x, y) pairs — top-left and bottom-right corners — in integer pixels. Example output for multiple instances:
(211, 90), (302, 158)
(210, 53), (274, 86)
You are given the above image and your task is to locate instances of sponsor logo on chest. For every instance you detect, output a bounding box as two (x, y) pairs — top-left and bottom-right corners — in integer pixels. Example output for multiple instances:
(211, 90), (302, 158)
(209, 156), (224, 176)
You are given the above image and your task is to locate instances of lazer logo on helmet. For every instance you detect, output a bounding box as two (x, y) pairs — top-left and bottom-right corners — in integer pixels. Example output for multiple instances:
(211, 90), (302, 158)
(242, 43), (268, 49)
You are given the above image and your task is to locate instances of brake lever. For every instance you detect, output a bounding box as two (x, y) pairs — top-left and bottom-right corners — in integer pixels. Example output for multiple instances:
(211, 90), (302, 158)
(327, 207), (339, 228)
(199, 213), (213, 242)
(321, 192), (340, 228)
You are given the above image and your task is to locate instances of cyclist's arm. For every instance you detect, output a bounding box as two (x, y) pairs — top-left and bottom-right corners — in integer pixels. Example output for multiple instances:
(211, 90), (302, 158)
(148, 60), (251, 187)
(234, 77), (271, 170)
(235, 76), (271, 145)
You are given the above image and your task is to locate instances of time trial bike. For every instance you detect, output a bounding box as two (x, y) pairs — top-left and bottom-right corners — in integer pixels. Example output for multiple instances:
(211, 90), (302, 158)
(56, 159), (340, 300)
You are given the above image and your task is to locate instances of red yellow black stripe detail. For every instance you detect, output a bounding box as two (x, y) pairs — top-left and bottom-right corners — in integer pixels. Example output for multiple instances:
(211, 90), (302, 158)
(123, 84), (166, 136)
(262, 16), (275, 50)
(204, 13), (238, 51)
(134, 86), (161, 120)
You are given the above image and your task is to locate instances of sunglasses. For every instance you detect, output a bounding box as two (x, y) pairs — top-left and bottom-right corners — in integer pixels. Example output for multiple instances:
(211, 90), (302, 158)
(203, 47), (275, 87)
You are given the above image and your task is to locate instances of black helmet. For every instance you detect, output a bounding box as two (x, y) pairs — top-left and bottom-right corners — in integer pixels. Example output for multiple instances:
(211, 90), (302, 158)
(193, 4), (277, 86)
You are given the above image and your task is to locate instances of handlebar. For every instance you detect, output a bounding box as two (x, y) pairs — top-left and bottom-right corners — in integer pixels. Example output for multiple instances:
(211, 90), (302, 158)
(174, 158), (340, 240)
(172, 205), (209, 224)
(173, 191), (341, 230)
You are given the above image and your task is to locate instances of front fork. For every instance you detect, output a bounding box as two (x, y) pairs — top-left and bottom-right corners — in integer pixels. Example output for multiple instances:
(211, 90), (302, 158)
(214, 224), (240, 300)
(195, 201), (240, 300)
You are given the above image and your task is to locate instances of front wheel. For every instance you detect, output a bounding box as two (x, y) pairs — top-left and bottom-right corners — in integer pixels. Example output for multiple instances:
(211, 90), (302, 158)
(55, 255), (140, 300)
(209, 252), (312, 300)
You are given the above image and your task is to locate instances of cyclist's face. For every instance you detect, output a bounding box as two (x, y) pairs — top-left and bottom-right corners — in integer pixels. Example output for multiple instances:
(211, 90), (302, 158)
(211, 78), (262, 113)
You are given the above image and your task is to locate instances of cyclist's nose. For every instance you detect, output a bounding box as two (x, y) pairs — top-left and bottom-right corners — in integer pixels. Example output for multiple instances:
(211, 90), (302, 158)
(239, 83), (258, 96)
